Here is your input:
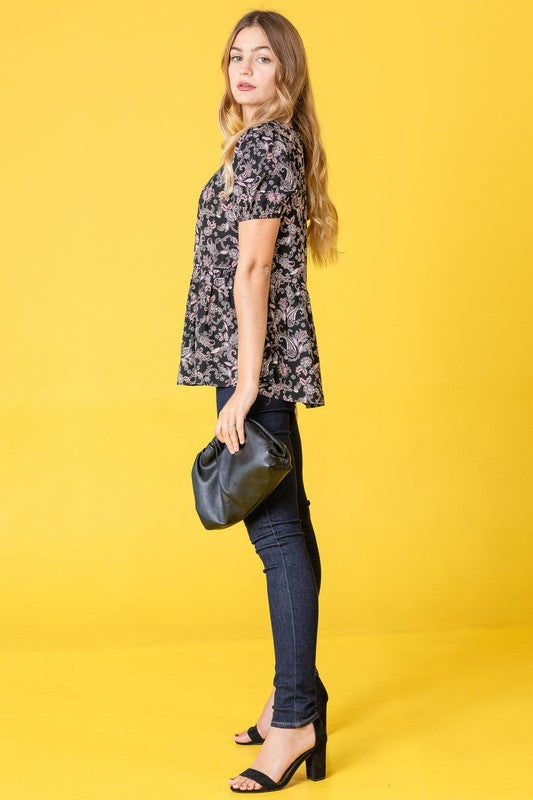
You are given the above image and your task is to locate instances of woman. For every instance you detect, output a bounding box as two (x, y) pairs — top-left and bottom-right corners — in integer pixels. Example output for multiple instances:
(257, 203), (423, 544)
(177, 10), (338, 793)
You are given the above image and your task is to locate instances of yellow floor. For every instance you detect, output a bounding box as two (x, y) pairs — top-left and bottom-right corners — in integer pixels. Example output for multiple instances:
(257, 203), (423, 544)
(1, 624), (531, 799)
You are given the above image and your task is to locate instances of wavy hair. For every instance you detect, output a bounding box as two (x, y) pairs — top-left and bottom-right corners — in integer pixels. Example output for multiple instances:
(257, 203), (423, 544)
(218, 10), (339, 268)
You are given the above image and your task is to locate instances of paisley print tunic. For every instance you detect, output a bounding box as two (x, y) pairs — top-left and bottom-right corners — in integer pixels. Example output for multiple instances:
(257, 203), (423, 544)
(176, 119), (325, 408)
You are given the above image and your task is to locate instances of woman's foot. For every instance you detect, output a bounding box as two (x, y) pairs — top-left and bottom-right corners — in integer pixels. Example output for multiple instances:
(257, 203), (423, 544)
(233, 687), (275, 744)
(228, 722), (316, 791)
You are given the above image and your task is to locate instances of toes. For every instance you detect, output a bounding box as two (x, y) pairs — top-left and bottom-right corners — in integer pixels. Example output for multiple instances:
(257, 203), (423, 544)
(228, 775), (262, 792)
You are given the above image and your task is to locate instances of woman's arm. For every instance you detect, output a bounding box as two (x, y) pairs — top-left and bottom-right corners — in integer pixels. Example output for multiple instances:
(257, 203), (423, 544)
(234, 217), (281, 388)
(214, 216), (280, 453)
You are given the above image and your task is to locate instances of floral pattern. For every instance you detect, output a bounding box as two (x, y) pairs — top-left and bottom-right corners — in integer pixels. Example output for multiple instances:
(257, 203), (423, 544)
(176, 119), (325, 408)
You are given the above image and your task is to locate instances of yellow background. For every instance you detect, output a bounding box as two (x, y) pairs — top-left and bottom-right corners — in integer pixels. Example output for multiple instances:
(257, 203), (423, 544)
(1, 2), (532, 798)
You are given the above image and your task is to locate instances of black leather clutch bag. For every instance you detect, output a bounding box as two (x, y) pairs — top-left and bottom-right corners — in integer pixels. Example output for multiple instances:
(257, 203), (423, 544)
(191, 417), (293, 530)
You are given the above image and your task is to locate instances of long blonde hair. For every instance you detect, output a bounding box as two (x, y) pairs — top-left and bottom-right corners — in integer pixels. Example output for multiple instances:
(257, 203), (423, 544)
(218, 10), (339, 268)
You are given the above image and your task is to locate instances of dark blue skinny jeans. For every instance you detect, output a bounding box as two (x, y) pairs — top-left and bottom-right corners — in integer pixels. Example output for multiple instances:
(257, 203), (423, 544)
(215, 386), (327, 728)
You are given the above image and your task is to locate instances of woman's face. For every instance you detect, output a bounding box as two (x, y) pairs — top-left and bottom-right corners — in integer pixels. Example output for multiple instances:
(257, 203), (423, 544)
(228, 25), (278, 121)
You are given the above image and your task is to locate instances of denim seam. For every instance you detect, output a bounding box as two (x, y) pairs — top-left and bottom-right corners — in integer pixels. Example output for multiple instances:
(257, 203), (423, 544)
(263, 496), (298, 728)
(270, 709), (319, 729)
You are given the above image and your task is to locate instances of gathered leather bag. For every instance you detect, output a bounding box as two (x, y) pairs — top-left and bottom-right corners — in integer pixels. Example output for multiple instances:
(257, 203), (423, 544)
(191, 417), (293, 530)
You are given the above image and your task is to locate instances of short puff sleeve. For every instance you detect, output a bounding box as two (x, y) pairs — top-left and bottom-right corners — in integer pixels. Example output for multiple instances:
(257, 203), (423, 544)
(232, 126), (295, 221)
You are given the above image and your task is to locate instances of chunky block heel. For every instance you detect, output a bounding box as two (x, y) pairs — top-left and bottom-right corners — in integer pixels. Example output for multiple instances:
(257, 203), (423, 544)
(305, 738), (327, 781)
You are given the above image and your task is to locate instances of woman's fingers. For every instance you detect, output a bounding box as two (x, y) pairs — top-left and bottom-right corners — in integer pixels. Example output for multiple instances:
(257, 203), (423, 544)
(225, 420), (242, 453)
(215, 416), (245, 452)
(215, 393), (253, 452)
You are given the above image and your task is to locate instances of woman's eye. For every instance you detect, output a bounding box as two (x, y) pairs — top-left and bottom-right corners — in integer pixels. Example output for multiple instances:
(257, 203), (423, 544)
(230, 55), (271, 63)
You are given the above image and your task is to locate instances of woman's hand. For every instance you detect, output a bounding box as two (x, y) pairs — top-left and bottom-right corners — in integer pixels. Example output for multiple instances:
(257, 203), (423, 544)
(215, 382), (259, 454)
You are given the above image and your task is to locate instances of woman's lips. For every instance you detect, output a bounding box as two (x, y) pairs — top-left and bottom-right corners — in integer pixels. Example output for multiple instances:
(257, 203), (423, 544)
(237, 84), (255, 91)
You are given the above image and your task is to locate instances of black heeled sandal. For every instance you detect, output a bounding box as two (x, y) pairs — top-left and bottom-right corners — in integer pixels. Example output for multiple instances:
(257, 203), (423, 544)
(235, 678), (328, 746)
(229, 715), (327, 793)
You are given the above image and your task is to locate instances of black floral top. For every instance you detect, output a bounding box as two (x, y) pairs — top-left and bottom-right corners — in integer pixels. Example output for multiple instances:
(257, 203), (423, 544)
(176, 119), (325, 408)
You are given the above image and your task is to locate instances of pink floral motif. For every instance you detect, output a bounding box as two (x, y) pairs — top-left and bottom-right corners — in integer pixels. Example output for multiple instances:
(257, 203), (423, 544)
(176, 120), (325, 408)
